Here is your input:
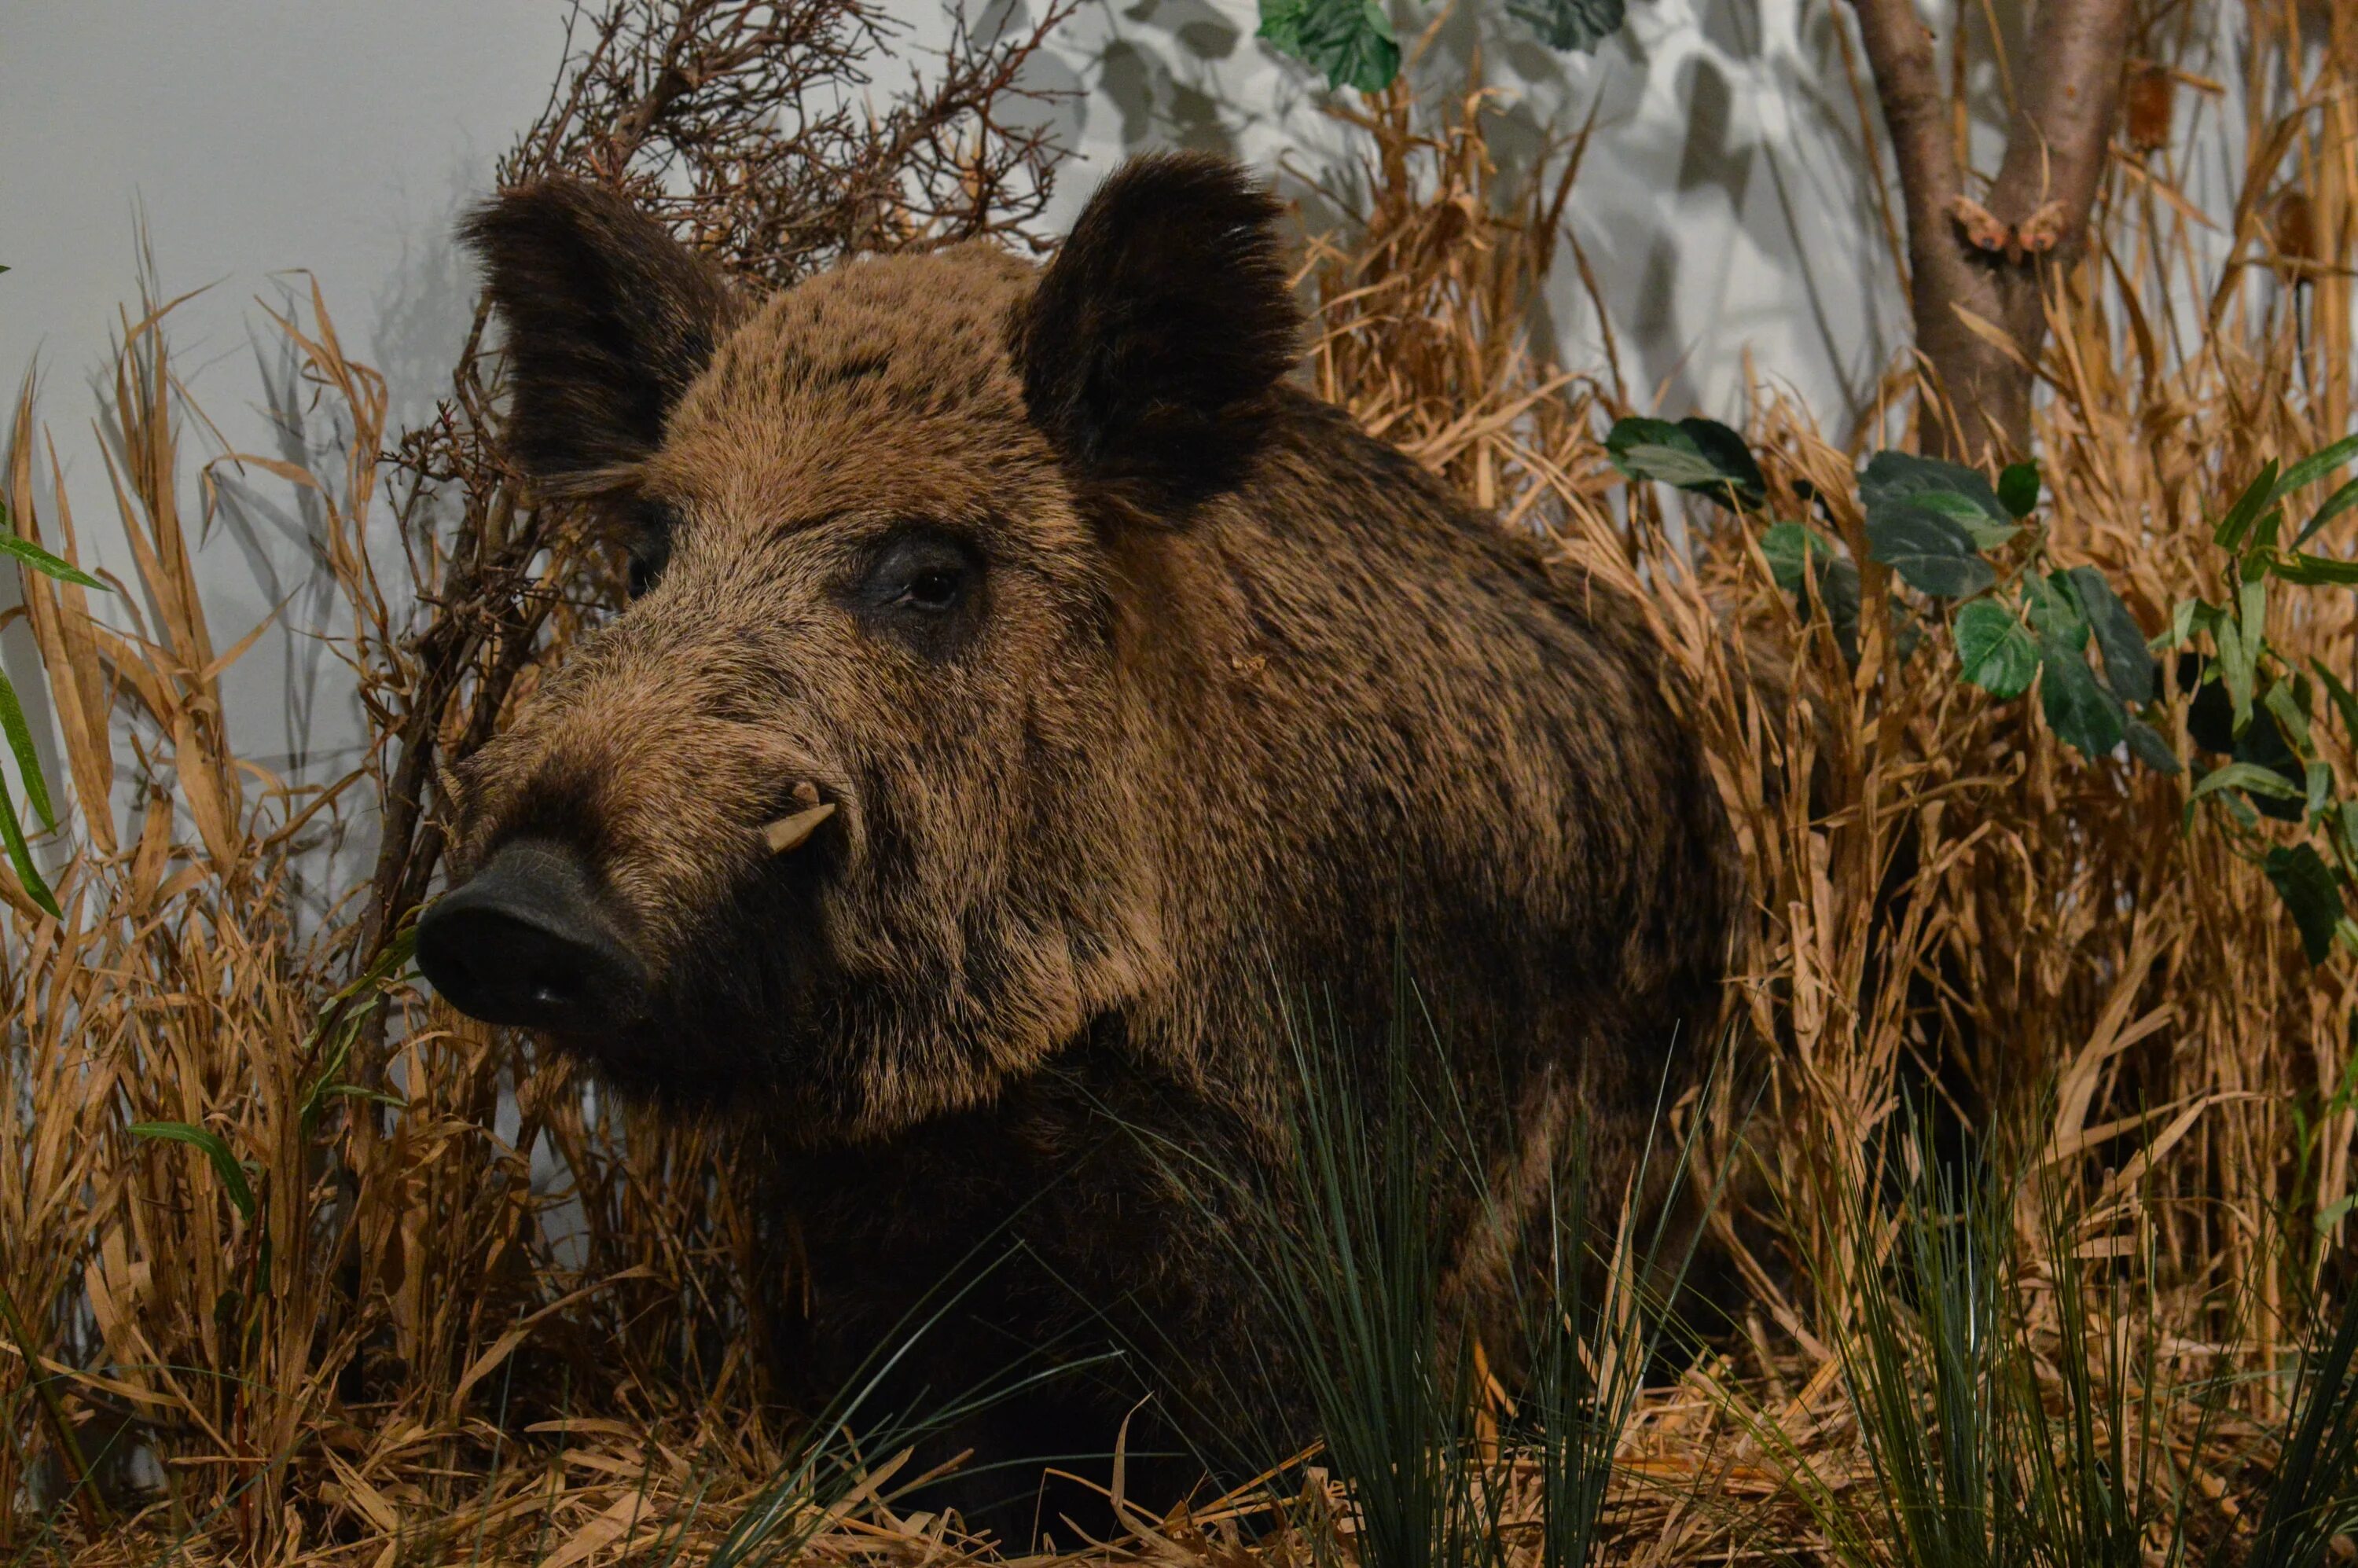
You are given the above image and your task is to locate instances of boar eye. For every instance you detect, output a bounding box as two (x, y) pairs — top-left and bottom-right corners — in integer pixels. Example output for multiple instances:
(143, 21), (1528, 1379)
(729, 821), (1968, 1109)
(625, 499), (676, 600)
(853, 531), (985, 655)
(626, 538), (670, 599)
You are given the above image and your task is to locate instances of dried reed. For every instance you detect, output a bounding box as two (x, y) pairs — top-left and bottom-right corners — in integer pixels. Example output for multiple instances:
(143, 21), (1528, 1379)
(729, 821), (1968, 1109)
(8, 1), (2358, 1563)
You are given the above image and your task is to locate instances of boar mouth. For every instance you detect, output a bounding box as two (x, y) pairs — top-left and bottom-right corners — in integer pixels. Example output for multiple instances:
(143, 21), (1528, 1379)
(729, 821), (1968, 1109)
(417, 838), (653, 1038)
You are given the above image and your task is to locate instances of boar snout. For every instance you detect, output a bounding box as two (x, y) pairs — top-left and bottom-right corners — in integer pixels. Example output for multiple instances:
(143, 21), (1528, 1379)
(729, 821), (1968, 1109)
(417, 838), (650, 1035)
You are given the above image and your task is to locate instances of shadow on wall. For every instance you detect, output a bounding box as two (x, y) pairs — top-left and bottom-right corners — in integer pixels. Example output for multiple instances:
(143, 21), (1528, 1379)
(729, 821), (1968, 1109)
(1053, 0), (1905, 426)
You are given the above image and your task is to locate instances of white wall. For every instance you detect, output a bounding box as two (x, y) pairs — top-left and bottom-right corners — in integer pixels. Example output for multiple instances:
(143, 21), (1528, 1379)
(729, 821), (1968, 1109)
(0, 0), (1903, 860)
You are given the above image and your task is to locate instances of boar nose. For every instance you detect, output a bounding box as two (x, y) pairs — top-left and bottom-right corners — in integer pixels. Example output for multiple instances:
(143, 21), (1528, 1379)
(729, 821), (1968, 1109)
(417, 839), (649, 1033)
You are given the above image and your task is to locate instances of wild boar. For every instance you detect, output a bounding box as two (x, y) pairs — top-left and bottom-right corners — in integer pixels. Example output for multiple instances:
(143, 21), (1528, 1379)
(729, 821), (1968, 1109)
(417, 152), (1736, 1516)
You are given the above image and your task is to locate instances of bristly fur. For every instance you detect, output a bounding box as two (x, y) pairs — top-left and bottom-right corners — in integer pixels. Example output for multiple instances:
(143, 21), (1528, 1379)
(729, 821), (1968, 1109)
(461, 179), (744, 487)
(1017, 152), (1298, 512)
(444, 153), (1739, 1517)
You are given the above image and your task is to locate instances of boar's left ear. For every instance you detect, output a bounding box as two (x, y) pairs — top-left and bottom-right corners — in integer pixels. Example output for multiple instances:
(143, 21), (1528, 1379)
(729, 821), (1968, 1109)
(1018, 153), (1298, 512)
(461, 179), (743, 493)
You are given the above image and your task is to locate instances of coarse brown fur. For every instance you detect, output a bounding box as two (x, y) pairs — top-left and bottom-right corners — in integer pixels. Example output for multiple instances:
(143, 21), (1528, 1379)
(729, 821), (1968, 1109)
(446, 154), (1738, 1519)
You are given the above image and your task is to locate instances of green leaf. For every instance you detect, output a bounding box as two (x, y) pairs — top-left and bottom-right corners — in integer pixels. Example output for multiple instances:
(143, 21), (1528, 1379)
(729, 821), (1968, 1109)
(1257, 0), (1399, 90)
(2216, 459), (2281, 549)
(2297, 477), (2358, 548)
(0, 531), (107, 591)
(2266, 678), (2316, 758)
(2271, 552), (2358, 586)
(1503, 0), (1625, 51)
(1860, 450), (2016, 548)
(0, 781), (56, 918)
(129, 1122), (258, 1220)
(2309, 761), (2334, 820)
(1955, 600), (2039, 699)
(1865, 503), (1994, 599)
(2040, 637), (2125, 759)
(2217, 617), (2258, 737)
(1606, 416), (1766, 510)
(2192, 761), (2307, 803)
(1761, 522), (1835, 594)
(2314, 658), (2358, 746)
(1820, 561), (1864, 663)
(2264, 843), (2346, 966)
(0, 669), (53, 832)
(2024, 571), (2089, 648)
(2065, 567), (2158, 704)
(1997, 461), (2041, 520)
(2124, 718), (2181, 774)
(2272, 432), (2358, 505)
(2253, 505), (2287, 553)
(1911, 490), (2021, 550)
(2154, 597), (2220, 652)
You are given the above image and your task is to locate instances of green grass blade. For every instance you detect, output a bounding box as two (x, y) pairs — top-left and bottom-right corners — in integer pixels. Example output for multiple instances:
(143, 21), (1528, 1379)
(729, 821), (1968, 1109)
(0, 666), (55, 832)
(127, 1122), (258, 1221)
(0, 776), (57, 918)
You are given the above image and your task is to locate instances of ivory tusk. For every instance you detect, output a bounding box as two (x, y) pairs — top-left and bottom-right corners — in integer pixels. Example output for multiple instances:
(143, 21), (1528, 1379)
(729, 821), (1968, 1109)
(762, 800), (837, 854)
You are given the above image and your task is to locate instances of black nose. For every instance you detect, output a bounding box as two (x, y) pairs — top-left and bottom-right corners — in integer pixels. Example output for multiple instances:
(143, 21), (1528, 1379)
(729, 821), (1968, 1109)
(417, 839), (648, 1033)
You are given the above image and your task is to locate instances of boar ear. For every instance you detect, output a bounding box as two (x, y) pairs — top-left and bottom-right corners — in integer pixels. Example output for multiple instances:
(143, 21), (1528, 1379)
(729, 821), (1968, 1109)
(1019, 153), (1298, 510)
(461, 179), (741, 490)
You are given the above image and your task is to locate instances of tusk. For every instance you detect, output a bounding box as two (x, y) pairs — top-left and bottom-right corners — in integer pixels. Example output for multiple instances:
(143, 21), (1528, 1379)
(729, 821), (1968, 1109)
(762, 800), (836, 854)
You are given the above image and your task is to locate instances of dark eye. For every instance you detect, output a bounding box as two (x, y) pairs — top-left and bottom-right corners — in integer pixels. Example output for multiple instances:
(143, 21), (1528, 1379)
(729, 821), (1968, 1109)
(853, 531), (985, 656)
(899, 566), (964, 612)
(625, 499), (676, 600)
(626, 542), (669, 599)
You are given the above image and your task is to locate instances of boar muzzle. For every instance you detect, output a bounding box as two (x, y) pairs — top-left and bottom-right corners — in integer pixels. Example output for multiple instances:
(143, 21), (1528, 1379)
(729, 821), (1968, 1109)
(417, 839), (650, 1035)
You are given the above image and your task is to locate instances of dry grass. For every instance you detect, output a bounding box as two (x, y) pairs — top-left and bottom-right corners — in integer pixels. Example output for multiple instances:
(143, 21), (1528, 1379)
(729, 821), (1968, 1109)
(7, 1), (2358, 1563)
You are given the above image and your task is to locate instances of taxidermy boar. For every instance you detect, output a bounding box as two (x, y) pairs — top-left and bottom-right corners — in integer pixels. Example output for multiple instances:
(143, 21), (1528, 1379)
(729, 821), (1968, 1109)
(417, 152), (1736, 1513)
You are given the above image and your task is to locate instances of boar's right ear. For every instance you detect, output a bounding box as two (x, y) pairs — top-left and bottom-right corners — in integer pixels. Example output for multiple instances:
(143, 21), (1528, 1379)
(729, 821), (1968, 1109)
(461, 180), (740, 492)
(1018, 153), (1298, 514)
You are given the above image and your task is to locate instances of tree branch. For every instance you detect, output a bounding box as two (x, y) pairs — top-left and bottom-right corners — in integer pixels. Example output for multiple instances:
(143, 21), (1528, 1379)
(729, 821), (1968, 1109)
(1989, 0), (2138, 258)
(1849, 0), (1964, 248)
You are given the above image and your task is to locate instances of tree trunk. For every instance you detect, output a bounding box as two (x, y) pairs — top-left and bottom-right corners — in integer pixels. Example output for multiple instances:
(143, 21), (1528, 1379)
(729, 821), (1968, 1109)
(1849, 0), (2137, 464)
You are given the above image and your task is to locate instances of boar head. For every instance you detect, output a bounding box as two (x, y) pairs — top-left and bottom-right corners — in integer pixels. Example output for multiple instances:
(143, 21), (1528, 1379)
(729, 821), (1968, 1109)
(414, 156), (1298, 1142)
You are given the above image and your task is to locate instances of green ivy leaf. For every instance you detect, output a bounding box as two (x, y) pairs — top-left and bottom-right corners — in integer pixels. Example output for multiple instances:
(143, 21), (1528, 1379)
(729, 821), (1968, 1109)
(1257, 0), (1400, 90)
(1955, 600), (2039, 699)
(1760, 522), (1835, 594)
(2124, 718), (2180, 773)
(1860, 450), (2017, 549)
(1997, 460), (2041, 520)
(1606, 416), (1766, 511)
(2040, 636), (2125, 759)
(2264, 843), (2346, 965)
(1503, 0), (1625, 50)
(130, 1122), (259, 1220)
(1820, 563), (1865, 663)
(2024, 571), (2088, 648)
(1866, 503), (1994, 599)
(2066, 566), (2159, 705)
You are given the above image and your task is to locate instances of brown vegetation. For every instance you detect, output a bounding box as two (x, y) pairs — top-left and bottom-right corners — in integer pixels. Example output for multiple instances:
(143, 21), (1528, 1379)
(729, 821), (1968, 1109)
(6, 2), (2358, 1563)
